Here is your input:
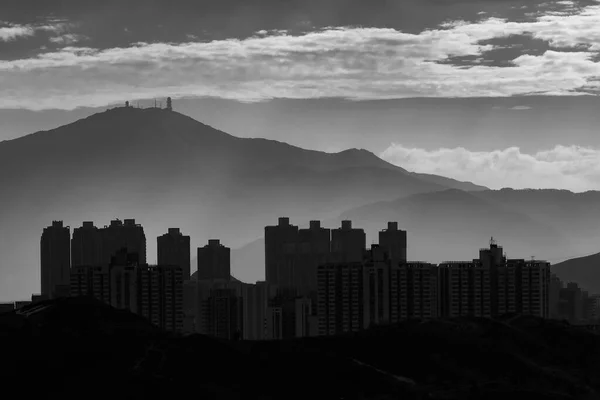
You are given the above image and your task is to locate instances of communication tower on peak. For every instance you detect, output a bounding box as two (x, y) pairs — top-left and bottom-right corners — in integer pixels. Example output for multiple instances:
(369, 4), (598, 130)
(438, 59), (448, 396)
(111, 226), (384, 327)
(490, 236), (497, 247)
(166, 97), (173, 111)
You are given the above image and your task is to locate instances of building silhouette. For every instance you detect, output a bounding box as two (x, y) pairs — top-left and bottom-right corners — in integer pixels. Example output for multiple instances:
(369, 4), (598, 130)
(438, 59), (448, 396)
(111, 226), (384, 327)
(137, 264), (183, 332)
(265, 305), (284, 340)
(264, 217), (299, 289)
(330, 220), (366, 263)
(197, 239), (230, 281)
(40, 221), (71, 299)
(438, 241), (551, 319)
(295, 220), (331, 300)
(196, 279), (243, 340)
(183, 280), (197, 333)
(71, 221), (102, 267)
(378, 222), (407, 264)
(391, 262), (439, 321)
(317, 259), (365, 336)
(242, 281), (271, 340)
(158, 228), (191, 280)
(203, 288), (243, 340)
(99, 219), (146, 266)
(70, 248), (183, 332)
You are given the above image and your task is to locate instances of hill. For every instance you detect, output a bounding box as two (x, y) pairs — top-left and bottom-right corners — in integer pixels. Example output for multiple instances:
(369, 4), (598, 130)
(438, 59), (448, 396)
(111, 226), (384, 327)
(0, 106), (485, 301)
(1, 297), (600, 399)
(196, 188), (600, 281)
(552, 253), (600, 293)
(329, 188), (600, 264)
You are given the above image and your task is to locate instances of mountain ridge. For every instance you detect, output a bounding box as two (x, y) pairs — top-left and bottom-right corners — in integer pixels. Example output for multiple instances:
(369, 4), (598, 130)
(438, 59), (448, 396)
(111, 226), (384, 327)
(223, 187), (600, 282)
(552, 253), (600, 293)
(0, 106), (488, 301)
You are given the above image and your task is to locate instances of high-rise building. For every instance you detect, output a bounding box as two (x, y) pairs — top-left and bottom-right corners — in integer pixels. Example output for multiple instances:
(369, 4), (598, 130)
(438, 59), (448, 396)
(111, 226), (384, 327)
(182, 280), (197, 333)
(317, 261), (365, 336)
(40, 221), (71, 299)
(378, 222), (407, 264)
(70, 265), (111, 304)
(549, 273), (563, 319)
(198, 287), (243, 340)
(318, 240), (441, 337)
(264, 217), (299, 289)
(439, 241), (550, 319)
(295, 297), (313, 338)
(559, 282), (584, 323)
(439, 261), (491, 318)
(110, 265), (138, 312)
(197, 239), (230, 281)
(242, 281), (271, 340)
(363, 245), (392, 327)
(70, 248), (183, 333)
(137, 265), (184, 333)
(330, 220), (365, 263)
(505, 258), (550, 318)
(99, 219), (146, 265)
(71, 221), (102, 267)
(265, 306), (284, 340)
(158, 228), (191, 280)
(390, 262), (439, 322)
(295, 220), (330, 299)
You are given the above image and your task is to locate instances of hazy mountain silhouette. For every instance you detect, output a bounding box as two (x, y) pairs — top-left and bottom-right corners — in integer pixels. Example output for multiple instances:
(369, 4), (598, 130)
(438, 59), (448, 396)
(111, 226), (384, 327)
(0, 106), (486, 300)
(3, 297), (600, 399)
(552, 253), (600, 293)
(336, 189), (594, 263)
(226, 188), (600, 278)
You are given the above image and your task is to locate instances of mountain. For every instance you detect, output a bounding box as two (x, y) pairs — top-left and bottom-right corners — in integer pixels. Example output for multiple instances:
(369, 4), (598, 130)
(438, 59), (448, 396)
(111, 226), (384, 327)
(192, 187), (600, 282)
(552, 253), (600, 293)
(2, 297), (600, 399)
(0, 106), (484, 300)
(335, 188), (594, 264)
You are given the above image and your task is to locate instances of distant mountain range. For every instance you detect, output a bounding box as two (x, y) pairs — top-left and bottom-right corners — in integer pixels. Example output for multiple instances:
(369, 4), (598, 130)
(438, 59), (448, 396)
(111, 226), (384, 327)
(1, 107), (599, 299)
(221, 188), (600, 284)
(0, 106), (486, 300)
(2, 296), (600, 399)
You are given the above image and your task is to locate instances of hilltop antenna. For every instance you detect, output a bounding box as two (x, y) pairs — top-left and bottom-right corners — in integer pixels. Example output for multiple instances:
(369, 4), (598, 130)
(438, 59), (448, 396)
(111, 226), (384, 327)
(154, 99), (157, 108)
(490, 236), (496, 247)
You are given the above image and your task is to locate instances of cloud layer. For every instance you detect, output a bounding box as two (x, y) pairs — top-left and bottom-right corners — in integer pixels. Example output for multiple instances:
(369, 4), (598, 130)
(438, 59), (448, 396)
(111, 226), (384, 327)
(1, 1), (600, 109)
(380, 143), (600, 192)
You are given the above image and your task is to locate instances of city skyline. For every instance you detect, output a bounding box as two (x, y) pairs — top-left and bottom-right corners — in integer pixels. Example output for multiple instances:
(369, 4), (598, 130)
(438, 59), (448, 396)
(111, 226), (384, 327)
(25, 215), (562, 339)
(3, 211), (598, 305)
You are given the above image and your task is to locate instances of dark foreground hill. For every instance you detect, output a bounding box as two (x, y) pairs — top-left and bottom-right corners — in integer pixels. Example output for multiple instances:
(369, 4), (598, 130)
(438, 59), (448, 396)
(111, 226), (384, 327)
(1, 297), (600, 399)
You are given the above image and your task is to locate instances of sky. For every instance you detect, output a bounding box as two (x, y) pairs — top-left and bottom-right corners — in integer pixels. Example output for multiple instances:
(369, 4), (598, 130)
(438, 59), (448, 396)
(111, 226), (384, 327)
(1, 0), (600, 191)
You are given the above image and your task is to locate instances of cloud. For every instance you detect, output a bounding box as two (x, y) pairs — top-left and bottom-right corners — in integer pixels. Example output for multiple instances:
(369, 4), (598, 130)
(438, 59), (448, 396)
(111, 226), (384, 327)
(49, 33), (87, 45)
(0, 24), (35, 42)
(0, 21), (71, 42)
(380, 143), (600, 192)
(1, 1), (600, 109)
